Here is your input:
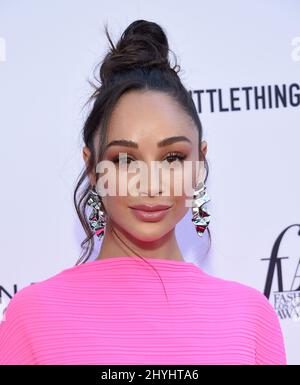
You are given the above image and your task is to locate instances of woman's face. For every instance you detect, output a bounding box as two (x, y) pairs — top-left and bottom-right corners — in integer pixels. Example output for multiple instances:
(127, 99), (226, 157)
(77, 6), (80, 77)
(84, 90), (207, 242)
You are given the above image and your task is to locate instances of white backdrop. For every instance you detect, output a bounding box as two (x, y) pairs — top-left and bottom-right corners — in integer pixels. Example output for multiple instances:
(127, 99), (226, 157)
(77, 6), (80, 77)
(0, 0), (299, 364)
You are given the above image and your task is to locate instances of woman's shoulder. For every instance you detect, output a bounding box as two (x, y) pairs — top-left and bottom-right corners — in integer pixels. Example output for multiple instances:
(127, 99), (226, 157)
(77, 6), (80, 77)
(200, 269), (272, 305)
(0, 259), (111, 318)
(1, 262), (276, 320)
(1, 267), (69, 322)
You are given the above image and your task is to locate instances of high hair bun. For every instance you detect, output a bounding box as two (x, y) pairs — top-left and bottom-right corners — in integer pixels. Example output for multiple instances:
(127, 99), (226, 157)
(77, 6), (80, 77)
(100, 19), (180, 83)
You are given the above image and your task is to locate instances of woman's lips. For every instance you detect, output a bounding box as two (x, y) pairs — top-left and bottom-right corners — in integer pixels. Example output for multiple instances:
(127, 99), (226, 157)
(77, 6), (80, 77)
(129, 207), (172, 222)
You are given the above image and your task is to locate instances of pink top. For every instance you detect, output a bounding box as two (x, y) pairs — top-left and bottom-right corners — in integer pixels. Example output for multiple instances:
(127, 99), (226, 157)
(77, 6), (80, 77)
(0, 256), (287, 365)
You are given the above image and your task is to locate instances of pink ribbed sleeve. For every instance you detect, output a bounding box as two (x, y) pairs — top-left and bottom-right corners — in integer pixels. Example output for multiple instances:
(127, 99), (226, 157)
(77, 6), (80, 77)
(0, 256), (287, 365)
(254, 290), (287, 365)
(0, 286), (36, 364)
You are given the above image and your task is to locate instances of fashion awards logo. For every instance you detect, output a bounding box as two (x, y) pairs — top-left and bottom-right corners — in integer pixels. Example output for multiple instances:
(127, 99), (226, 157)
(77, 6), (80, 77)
(261, 224), (300, 322)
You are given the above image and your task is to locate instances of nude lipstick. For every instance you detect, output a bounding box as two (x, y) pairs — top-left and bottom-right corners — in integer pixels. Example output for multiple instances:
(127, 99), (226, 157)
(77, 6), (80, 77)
(129, 204), (172, 222)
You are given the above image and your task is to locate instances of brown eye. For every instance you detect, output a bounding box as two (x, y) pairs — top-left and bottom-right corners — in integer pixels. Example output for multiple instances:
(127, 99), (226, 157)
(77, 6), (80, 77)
(164, 152), (186, 163)
(112, 154), (133, 165)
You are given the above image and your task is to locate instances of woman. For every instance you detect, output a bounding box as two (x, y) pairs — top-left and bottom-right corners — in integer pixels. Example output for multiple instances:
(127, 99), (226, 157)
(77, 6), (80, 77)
(0, 19), (287, 365)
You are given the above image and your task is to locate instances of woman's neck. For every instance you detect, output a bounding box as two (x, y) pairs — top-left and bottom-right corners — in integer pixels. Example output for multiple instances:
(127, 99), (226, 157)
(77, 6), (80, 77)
(96, 220), (184, 262)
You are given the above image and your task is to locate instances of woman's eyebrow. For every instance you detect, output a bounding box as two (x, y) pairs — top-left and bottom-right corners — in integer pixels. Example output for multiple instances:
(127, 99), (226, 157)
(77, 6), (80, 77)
(158, 136), (192, 147)
(105, 136), (192, 150)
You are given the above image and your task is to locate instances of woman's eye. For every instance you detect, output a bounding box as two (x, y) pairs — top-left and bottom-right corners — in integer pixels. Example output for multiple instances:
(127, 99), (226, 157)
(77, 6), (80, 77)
(112, 155), (133, 165)
(164, 153), (186, 163)
(111, 152), (186, 165)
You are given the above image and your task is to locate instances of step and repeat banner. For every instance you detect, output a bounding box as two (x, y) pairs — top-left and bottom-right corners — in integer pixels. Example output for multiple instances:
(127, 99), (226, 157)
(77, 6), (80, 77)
(0, 1), (299, 364)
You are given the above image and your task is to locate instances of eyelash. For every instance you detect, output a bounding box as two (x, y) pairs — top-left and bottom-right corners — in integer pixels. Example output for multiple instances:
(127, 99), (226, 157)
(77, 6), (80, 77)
(112, 152), (187, 164)
(164, 152), (187, 163)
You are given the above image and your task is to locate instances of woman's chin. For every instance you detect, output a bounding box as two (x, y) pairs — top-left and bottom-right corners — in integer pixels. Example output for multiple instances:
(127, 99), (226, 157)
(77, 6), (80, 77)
(127, 225), (170, 243)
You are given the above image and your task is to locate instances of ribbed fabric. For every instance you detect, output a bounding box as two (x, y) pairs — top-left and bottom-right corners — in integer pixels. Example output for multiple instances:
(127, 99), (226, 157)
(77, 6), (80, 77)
(0, 256), (287, 365)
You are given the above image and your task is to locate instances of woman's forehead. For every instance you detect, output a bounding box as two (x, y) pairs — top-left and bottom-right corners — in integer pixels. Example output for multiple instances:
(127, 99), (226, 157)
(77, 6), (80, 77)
(107, 90), (196, 138)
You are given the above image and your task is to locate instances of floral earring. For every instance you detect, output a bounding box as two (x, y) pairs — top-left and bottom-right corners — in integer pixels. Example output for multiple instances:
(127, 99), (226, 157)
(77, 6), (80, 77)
(191, 180), (211, 236)
(86, 186), (106, 240)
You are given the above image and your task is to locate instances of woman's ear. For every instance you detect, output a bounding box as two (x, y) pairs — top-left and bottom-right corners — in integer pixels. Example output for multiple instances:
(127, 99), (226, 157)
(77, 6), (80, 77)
(82, 146), (90, 165)
(201, 140), (208, 158)
(82, 146), (96, 186)
(194, 140), (208, 186)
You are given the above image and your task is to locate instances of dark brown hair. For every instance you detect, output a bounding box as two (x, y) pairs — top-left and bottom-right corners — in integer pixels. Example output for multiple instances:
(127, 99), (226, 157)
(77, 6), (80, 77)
(73, 20), (211, 289)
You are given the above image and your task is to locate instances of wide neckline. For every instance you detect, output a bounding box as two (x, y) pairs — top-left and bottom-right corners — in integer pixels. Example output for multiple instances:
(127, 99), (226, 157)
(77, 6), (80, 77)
(62, 255), (205, 275)
(87, 255), (198, 267)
